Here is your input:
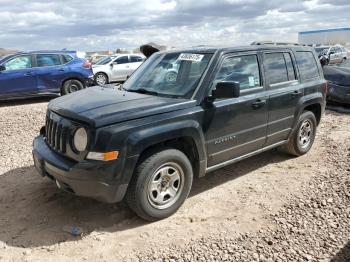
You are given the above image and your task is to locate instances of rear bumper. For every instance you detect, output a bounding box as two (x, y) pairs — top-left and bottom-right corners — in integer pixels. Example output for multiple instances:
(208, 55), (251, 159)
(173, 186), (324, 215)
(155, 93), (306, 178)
(327, 82), (350, 104)
(84, 76), (95, 87)
(32, 135), (128, 203)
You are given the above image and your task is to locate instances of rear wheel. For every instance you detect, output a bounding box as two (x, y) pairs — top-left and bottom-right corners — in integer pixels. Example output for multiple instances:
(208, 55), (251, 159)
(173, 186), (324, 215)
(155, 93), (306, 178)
(126, 149), (193, 221)
(95, 73), (108, 85)
(283, 111), (317, 156)
(61, 79), (84, 95)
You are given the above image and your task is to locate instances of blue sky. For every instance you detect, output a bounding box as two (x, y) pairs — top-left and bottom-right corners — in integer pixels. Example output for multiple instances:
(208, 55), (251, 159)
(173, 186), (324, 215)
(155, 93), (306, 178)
(0, 0), (349, 51)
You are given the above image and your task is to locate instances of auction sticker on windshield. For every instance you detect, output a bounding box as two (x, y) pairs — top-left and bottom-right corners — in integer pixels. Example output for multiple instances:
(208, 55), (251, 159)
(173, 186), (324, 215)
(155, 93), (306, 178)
(178, 53), (204, 62)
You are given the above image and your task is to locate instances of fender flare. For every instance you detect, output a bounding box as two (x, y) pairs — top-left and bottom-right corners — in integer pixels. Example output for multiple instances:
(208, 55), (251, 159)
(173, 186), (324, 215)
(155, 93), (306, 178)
(119, 120), (207, 183)
(290, 92), (325, 136)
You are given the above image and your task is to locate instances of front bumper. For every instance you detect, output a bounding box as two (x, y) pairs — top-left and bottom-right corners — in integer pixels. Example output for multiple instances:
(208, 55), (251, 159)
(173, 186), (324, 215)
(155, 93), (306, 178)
(32, 135), (128, 203)
(327, 82), (350, 105)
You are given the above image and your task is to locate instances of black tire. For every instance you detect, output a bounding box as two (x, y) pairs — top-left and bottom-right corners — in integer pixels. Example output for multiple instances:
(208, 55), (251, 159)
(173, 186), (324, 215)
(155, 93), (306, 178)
(95, 72), (108, 85)
(126, 149), (193, 221)
(284, 111), (317, 156)
(61, 79), (84, 95)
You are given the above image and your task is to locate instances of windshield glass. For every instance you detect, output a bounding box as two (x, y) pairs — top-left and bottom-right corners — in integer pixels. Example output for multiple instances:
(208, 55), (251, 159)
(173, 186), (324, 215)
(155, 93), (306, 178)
(123, 52), (213, 98)
(94, 56), (114, 65)
(0, 54), (14, 64)
(315, 47), (328, 55)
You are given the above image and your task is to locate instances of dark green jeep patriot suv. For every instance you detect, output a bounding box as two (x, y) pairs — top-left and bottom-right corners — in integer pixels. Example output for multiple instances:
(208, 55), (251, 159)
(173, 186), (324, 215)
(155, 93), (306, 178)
(33, 45), (327, 221)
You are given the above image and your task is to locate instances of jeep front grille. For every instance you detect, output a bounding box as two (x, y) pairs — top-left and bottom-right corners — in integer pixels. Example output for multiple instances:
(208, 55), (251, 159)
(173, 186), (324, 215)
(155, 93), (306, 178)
(45, 114), (69, 153)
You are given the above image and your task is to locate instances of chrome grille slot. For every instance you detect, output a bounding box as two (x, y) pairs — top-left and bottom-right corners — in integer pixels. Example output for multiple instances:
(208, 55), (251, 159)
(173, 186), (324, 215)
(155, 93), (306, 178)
(45, 112), (69, 154)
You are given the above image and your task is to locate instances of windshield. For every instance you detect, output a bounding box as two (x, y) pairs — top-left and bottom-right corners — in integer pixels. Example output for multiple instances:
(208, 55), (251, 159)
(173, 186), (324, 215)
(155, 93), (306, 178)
(123, 52), (213, 98)
(315, 47), (328, 55)
(0, 54), (14, 64)
(94, 56), (114, 65)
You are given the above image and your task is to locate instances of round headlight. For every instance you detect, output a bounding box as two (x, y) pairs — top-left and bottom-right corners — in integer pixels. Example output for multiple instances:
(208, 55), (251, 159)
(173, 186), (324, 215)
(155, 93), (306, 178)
(73, 128), (88, 152)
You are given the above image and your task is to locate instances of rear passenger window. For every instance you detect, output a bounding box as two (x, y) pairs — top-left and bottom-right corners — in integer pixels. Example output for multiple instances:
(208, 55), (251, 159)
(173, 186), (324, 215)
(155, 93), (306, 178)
(130, 56), (144, 63)
(37, 54), (62, 67)
(295, 51), (319, 80)
(264, 53), (288, 85)
(214, 55), (261, 90)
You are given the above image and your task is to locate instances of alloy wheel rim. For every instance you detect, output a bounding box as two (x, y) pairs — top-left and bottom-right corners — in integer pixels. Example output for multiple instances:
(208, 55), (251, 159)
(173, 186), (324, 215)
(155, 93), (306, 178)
(298, 119), (313, 149)
(96, 74), (106, 85)
(69, 84), (79, 93)
(147, 162), (184, 210)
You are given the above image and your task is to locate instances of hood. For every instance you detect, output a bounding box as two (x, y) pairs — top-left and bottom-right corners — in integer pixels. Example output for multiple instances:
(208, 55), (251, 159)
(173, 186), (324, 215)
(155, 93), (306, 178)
(49, 86), (195, 127)
(323, 66), (350, 86)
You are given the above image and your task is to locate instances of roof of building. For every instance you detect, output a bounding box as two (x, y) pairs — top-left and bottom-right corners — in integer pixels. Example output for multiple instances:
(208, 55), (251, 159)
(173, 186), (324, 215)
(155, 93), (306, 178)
(299, 28), (350, 35)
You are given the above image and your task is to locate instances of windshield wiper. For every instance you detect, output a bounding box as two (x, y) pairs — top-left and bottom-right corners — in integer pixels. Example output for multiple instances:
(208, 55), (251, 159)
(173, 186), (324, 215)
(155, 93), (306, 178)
(128, 88), (159, 96)
(116, 83), (126, 91)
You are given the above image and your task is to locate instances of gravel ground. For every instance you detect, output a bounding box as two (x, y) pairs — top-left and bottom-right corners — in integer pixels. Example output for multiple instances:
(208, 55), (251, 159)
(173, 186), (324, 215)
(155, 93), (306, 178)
(0, 99), (349, 262)
(131, 125), (350, 262)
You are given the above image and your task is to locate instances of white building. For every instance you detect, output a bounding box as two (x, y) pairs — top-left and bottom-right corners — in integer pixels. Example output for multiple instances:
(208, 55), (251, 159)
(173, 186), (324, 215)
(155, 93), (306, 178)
(298, 28), (350, 46)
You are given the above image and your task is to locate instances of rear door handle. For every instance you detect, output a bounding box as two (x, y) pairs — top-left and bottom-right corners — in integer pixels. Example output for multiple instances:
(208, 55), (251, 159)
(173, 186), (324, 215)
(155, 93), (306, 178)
(59, 68), (65, 72)
(252, 99), (266, 109)
(24, 72), (33, 76)
(291, 90), (302, 98)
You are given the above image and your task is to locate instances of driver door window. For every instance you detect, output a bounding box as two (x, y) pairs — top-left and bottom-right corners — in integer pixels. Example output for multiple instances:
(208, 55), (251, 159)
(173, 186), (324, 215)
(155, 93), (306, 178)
(214, 55), (261, 91)
(114, 56), (129, 64)
(4, 56), (32, 71)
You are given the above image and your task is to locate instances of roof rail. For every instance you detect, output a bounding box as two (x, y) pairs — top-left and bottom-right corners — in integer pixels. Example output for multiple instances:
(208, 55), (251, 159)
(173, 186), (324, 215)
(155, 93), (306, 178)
(250, 41), (302, 46)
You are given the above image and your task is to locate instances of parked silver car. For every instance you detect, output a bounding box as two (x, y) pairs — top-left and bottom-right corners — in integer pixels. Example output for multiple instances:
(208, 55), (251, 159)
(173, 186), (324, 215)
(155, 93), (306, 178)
(93, 54), (145, 85)
(315, 45), (348, 65)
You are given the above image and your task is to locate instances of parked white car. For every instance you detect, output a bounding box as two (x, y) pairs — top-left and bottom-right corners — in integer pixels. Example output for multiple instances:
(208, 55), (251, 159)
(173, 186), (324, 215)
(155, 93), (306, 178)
(93, 54), (145, 85)
(315, 45), (348, 65)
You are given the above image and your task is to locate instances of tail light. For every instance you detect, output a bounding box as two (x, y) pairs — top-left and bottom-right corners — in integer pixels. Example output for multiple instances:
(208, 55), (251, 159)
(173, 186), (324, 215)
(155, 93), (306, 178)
(323, 80), (329, 95)
(82, 60), (92, 69)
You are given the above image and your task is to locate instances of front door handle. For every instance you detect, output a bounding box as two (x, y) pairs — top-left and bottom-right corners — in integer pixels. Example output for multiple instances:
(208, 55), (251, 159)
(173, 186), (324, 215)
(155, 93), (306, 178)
(24, 72), (33, 76)
(291, 90), (302, 98)
(252, 99), (266, 109)
(59, 68), (65, 72)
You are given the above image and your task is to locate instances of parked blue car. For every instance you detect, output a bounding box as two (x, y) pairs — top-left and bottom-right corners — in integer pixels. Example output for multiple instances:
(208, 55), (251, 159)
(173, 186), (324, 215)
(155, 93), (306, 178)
(0, 50), (94, 101)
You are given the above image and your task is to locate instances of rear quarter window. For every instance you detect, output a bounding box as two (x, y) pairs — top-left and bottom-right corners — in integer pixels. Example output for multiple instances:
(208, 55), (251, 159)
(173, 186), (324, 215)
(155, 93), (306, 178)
(295, 51), (320, 80)
(62, 55), (73, 64)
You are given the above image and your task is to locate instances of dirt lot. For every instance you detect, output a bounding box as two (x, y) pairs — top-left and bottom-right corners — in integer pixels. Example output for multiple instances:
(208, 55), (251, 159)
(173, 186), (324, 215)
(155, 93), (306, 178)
(0, 100), (349, 262)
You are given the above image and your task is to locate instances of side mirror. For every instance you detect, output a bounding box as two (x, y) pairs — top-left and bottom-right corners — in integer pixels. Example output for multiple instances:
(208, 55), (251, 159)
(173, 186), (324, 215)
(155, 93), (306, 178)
(0, 65), (5, 72)
(329, 51), (335, 55)
(212, 81), (240, 99)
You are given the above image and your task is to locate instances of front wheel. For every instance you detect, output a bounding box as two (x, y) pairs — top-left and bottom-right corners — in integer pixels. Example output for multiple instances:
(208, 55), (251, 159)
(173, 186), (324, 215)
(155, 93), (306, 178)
(95, 73), (108, 85)
(283, 111), (317, 156)
(126, 149), (193, 221)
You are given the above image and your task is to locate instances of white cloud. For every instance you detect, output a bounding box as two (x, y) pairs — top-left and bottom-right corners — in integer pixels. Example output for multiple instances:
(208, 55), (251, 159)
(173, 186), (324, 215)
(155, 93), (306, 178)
(0, 0), (349, 51)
